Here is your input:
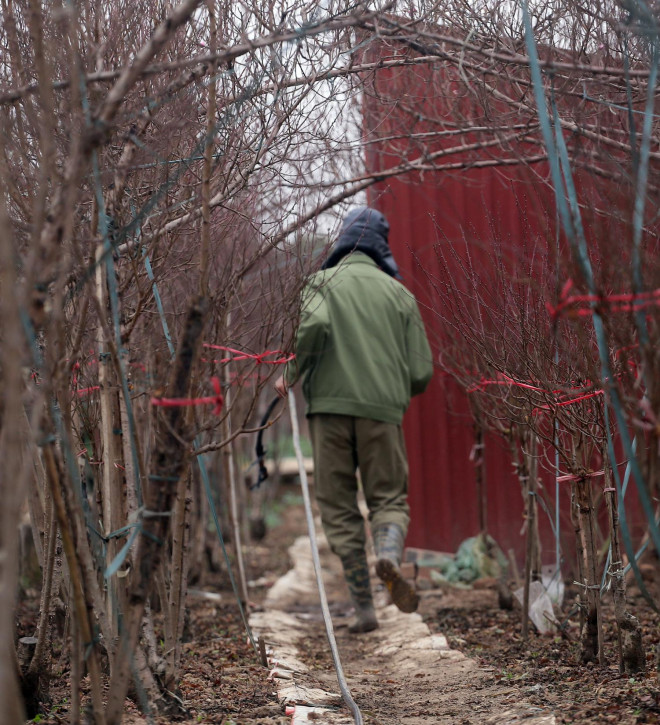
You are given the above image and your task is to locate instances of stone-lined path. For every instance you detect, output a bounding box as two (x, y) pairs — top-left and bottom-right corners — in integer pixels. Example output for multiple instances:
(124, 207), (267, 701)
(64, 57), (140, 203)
(250, 532), (556, 724)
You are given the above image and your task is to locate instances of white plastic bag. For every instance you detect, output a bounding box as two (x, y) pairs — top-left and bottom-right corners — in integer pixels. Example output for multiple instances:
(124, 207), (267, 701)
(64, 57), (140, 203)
(514, 580), (557, 634)
(541, 565), (565, 607)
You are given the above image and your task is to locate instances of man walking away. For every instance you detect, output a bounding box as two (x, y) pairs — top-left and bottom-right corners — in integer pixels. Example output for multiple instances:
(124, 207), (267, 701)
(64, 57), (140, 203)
(275, 206), (433, 634)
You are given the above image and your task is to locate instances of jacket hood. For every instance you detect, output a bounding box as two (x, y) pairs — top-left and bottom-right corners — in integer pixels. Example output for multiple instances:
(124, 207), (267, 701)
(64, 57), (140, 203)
(321, 207), (401, 279)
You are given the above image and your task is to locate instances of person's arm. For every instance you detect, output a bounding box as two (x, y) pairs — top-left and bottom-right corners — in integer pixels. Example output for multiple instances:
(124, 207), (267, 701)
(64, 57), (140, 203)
(407, 302), (433, 396)
(276, 279), (329, 395)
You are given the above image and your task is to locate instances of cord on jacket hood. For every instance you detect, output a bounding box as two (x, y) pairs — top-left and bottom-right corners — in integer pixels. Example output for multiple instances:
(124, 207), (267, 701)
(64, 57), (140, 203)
(321, 207), (401, 279)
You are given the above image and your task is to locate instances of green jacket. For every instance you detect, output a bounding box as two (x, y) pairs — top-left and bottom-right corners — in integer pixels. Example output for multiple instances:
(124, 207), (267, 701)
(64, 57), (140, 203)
(286, 253), (433, 424)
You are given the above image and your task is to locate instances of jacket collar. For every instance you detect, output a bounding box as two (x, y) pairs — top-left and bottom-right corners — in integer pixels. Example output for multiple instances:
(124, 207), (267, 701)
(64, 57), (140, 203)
(336, 251), (379, 267)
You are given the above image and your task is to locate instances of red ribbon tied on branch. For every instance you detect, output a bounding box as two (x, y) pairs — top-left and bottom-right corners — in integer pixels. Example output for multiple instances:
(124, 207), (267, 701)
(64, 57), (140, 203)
(151, 376), (224, 415)
(202, 344), (294, 365)
(466, 371), (605, 416)
(466, 372), (554, 395)
(546, 278), (660, 320)
(556, 470), (604, 484)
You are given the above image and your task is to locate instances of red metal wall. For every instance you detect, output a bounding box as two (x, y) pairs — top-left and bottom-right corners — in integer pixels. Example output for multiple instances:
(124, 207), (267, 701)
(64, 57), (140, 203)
(365, 165), (648, 565)
(369, 173), (571, 561)
(370, 173), (649, 565)
(361, 47), (648, 564)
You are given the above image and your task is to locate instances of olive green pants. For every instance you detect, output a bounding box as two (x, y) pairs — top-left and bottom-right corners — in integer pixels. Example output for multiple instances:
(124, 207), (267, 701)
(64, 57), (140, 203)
(309, 414), (410, 559)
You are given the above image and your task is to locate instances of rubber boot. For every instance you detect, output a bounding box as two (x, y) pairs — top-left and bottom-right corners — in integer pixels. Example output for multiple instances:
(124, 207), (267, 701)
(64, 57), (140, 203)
(340, 551), (379, 634)
(373, 523), (419, 614)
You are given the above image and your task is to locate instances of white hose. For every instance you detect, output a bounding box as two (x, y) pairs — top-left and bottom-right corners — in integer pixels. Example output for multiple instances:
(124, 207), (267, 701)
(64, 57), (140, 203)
(288, 389), (364, 725)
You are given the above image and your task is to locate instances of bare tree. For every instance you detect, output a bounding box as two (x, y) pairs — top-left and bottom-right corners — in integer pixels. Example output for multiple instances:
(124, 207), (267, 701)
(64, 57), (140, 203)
(3, 0), (660, 718)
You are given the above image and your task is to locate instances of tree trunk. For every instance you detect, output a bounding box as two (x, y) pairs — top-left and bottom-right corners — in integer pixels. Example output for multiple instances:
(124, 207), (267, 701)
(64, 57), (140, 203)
(142, 600), (166, 681)
(0, 142), (28, 722)
(165, 471), (193, 689)
(25, 491), (58, 704)
(472, 415), (487, 535)
(521, 436), (539, 640)
(25, 432), (47, 568)
(42, 441), (107, 723)
(574, 477), (602, 664)
(119, 388), (140, 523)
(189, 466), (209, 584)
(604, 466), (645, 674)
(219, 314), (250, 606)
(528, 435), (542, 584)
(570, 481), (585, 633)
(70, 617), (81, 725)
(223, 371), (250, 609)
(96, 245), (128, 637)
(105, 295), (208, 724)
(514, 432), (540, 640)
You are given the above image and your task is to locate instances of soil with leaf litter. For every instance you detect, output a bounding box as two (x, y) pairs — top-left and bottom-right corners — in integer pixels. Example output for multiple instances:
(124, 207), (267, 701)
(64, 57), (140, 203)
(18, 492), (660, 723)
(427, 570), (660, 724)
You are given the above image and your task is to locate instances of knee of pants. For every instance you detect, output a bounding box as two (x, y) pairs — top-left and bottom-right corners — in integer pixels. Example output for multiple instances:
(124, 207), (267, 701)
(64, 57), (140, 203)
(319, 519), (366, 560)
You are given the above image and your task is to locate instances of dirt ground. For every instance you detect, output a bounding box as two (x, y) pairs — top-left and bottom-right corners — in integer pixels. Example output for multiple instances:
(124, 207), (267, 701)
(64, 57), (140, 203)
(431, 583), (660, 725)
(253, 519), (556, 724)
(18, 488), (660, 724)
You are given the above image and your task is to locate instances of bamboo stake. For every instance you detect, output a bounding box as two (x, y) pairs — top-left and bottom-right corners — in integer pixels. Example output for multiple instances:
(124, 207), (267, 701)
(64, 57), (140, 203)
(95, 245), (126, 637)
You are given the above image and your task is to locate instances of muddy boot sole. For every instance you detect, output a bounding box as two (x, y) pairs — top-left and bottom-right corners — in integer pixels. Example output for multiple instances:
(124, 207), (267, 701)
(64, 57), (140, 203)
(375, 558), (419, 613)
(347, 610), (379, 634)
